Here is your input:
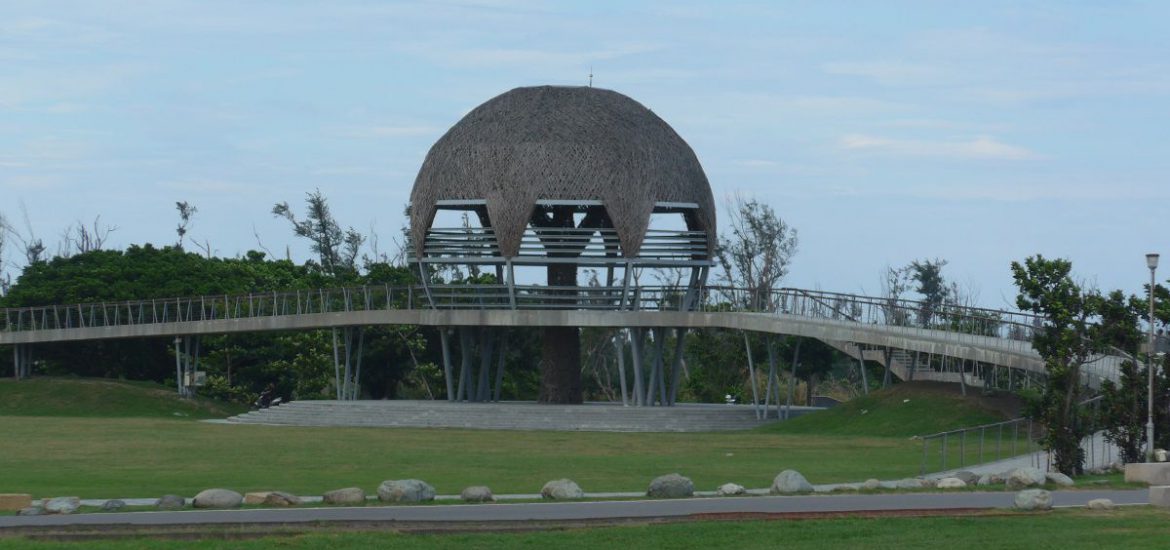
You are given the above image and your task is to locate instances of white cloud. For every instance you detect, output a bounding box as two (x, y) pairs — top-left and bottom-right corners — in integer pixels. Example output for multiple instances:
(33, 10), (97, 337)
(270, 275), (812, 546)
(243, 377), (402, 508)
(839, 134), (1040, 160)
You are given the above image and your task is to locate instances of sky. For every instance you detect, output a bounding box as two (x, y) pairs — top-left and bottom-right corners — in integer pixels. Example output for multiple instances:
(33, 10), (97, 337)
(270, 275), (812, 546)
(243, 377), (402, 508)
(2, 0), (1168, 307)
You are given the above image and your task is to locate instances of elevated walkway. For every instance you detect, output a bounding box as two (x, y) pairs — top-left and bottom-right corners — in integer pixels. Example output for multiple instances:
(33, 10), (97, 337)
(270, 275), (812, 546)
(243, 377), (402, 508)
(222, 400), (824, 432)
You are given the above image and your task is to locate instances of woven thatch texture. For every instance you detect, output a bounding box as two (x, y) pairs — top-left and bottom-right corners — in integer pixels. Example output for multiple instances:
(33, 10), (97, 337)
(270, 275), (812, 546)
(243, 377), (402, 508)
(410, 86), (716, 258)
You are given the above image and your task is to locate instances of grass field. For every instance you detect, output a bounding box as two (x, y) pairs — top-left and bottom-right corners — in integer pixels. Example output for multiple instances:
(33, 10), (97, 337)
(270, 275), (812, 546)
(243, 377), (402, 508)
(0, 378), (1020, 499)
(4, 508), (1170, 549)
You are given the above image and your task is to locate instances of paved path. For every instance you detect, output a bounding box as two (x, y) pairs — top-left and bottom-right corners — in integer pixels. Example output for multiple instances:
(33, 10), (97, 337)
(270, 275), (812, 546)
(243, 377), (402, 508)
(1, 489), (1147, 529)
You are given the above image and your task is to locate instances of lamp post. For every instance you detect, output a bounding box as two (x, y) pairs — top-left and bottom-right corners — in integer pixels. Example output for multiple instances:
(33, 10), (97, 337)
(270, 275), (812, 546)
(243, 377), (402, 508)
(1147, 253), (1160, 462)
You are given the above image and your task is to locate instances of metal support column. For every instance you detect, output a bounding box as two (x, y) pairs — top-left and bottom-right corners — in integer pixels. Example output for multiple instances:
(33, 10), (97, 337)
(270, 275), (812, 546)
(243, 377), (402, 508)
(457, 328), (473, 401)
(615, 330), (629, 406)
(630, 327), (646, 406)
(331, 329), (342, 400)
(786, 338), (802, 420)
(493, 331), (507, 402)
(744, 332), (760, 420)
(439, 328), (455, 401)
(668, 328), (687, 406)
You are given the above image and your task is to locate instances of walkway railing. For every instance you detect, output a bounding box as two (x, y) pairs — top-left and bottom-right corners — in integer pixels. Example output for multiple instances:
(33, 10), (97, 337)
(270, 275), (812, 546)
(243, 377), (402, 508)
(918, 417), (1042, 475)
(1, 284), (1045, 344)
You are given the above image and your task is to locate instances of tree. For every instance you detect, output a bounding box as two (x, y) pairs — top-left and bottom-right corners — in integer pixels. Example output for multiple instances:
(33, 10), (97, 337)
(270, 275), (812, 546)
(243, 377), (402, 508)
(717, 196), (798, 310)
(175, 201), (197, 250)
(273, 190), (365, 279)
(1011, 255), (1107, 475)
(907, 258), (949, 327)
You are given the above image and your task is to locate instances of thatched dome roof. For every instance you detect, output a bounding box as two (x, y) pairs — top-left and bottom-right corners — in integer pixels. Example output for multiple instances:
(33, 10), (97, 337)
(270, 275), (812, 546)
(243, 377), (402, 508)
(410, 85), (716, 258)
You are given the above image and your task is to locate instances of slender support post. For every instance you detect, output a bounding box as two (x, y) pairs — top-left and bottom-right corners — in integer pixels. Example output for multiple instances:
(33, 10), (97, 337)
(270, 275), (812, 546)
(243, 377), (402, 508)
(174, 337), (183, 396)
(787, 338), (802, 419)
(458, 329), (473, 401)
(439, 328), (455, 401)
(477, 328), (495, 402)
(858, 352), (869, 395)
(763, 337), (777, 418)
(615, 330), (629, 406)
(331, 329), (342, 400)
(744, 332), (760, 420)
(630, 327), (646, 406)
(352, 328), (365, 400)
(644, 329), (660, 405)
(493, 332), (507, 402)
(908, 352), (919, 382)
(506, 260), (517, 309)
(881, 347), (893, 388)
(620, 262), (633, 310)
(655, 329), (668, 406)
(668, 328), (687, 406)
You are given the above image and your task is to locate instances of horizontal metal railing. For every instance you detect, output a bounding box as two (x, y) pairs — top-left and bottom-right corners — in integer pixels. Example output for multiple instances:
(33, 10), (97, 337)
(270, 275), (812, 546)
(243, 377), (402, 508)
(918, 417), (1041, 475)
(2, 284), (1046, 347)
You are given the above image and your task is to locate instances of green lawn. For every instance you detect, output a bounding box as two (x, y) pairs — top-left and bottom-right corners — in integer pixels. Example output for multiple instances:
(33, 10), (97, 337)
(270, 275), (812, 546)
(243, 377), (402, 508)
(766, 383), (1013, 437)
(0, 378), (1029, 499)
(4, 508), (1170, 549)
(0, 416), (922, 498)
(0, 378), (245, 419)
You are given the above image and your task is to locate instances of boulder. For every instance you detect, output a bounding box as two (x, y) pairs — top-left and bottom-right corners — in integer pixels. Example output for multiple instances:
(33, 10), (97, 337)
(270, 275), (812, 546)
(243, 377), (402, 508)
(244, 492), (273, 505)
(156, 494), (186, 510)
(1149, 485), (1170, 507)
(17, 506), (45, 516)
(936, 477), (967, 489)
(100, 499), (126, 512)
(193, 488), (243, 509)
(541, 479), (585, 500)
(1086, 498), (1115, 510)
(377, 479), (436, 503)
(894, 478), (927, 490)
(1045, 472), (1075, 487)
(43, 496), (80, 515)
(770, 470), (813, 494)
(1156, 449), (1168, 462)
(1013, 489), (1053, 511)
(460, 486), (495, 503)
(323, 487), (366, 505)
(976, 474), (994, 487)
(717, 483), (746, 496)
(647, 474), (694, 499)
(263, 491), (302, 507)
(0, 494), (32, 512)
(1006, 467), (1046, 490)
(952, 471), (979, 486)
(861, 479), (881, 491)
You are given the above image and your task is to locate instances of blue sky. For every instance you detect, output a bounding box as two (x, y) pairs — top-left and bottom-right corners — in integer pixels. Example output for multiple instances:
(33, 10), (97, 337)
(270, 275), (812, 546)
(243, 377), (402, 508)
(2, 1), (1168, 306)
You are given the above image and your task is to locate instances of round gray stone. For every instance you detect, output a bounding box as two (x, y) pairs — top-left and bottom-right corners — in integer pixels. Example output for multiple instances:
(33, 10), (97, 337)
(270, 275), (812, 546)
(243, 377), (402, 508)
(44, 497), (80, 515)
(17, 506), (45, 516)
(263, 491), (302, 507)
(1086, 498), (1114, 510)
(647, 473), (694, 499)
(192, 488), (243, 509)
(1045, 472), (1074, 487)
(716, 483), (746, 496)
(770, 470), (813, 494)
(460, 486), (495, 503)
(936, 477), (967, 489)
(1006, 467), (1046, 491)
(322, 487), (366, 505)
(100, 499), (126, 512)
(862, 479), (881, 491)
(377, 479), (436, 503)
(951, 471), (979, 485)
(156, 494), (186, 510)
(1013, 489), (1053, 511)
(541, 479), (585, 500)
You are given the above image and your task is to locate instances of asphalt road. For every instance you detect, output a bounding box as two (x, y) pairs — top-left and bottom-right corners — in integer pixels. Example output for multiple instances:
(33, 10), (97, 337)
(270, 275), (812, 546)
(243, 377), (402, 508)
(0, 489), (1148, 529)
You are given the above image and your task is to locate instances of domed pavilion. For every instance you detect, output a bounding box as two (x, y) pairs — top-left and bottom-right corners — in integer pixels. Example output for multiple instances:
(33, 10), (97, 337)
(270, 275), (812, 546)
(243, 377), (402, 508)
(409, 85), (716, 403)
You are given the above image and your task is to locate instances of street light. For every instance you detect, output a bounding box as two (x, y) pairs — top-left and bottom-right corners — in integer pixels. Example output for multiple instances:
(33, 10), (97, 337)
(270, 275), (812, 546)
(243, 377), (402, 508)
(1147, 253), (1160, 462)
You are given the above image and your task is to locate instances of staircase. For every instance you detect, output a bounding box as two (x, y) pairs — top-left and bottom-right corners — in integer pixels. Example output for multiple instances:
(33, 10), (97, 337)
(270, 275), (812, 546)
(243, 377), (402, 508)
(822, 340), (984, 387)
(224, 400), (821, 432)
